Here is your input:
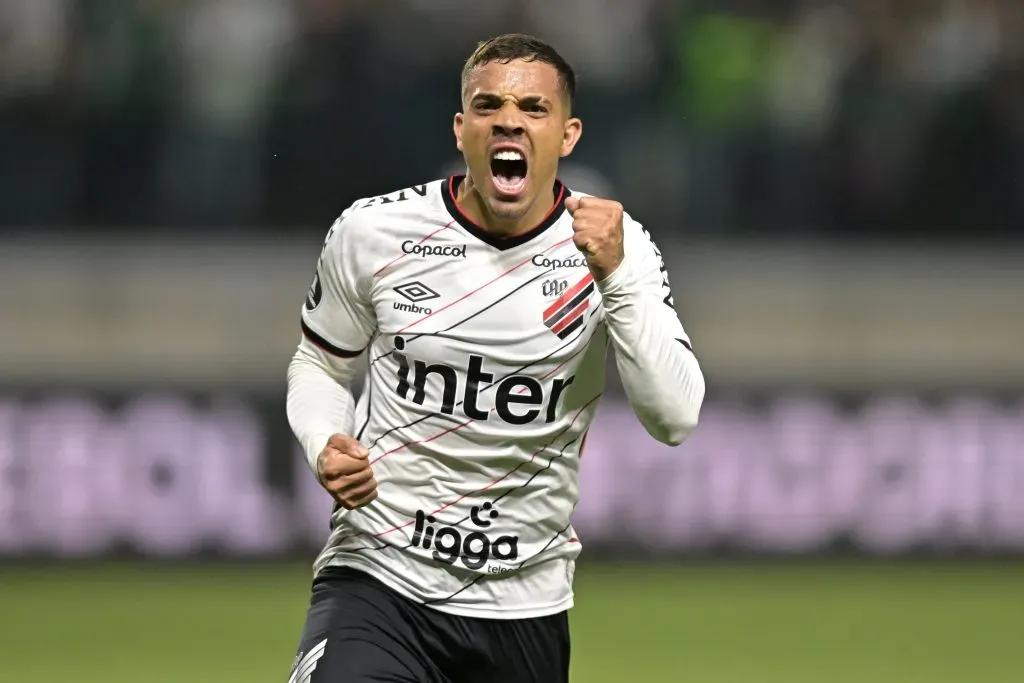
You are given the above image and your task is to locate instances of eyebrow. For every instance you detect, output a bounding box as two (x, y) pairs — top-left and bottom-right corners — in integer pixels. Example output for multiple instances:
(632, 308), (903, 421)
(471, 93), (552, 107)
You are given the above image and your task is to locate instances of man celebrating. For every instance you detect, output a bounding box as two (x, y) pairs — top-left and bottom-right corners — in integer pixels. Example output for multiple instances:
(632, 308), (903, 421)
(286, 33), (705, 683)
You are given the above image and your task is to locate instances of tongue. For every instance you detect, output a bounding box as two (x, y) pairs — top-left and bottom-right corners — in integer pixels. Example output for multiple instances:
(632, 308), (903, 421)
(494, 174), (525, 192)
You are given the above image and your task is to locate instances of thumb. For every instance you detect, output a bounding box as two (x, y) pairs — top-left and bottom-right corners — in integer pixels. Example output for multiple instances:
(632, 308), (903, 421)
(564, 196), (581, 216)
(327, 433), (369, 459)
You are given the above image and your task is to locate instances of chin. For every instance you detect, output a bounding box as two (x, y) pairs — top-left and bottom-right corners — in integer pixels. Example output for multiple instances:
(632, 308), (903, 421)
(485, 192), (532, 223)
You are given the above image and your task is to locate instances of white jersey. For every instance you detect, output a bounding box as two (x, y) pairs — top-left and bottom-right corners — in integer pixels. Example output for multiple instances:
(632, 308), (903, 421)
(295, 176), (701, 619)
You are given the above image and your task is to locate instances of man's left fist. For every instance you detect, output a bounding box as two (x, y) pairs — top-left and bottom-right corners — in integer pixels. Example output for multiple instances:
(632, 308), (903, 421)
(564, 196), (625, 282)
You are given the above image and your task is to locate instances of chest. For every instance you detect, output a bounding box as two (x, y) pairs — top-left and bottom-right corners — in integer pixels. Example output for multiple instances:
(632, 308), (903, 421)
(370, 242), (602, 379)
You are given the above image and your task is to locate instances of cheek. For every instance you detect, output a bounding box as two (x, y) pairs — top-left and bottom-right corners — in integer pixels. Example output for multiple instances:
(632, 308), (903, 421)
(533, 132), (566, 168)
(461, 131), (487, 159)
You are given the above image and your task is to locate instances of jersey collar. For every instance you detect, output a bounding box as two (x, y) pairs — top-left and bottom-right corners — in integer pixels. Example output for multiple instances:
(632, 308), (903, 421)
(442, 175), (570, 251)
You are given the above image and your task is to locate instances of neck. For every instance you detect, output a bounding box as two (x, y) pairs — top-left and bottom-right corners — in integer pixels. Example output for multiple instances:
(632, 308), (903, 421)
(455, 174), (556, 238)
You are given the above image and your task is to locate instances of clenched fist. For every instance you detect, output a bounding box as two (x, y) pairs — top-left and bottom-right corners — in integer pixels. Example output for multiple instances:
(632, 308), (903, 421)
(564, 196), (625, 282)
(316, 434), (378, 510)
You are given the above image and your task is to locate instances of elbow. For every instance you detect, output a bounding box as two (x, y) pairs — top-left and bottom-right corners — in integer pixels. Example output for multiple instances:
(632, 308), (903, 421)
(653, 412), (699, 447)
(652, 373), (705, 447)
(644, 400), (701, 446)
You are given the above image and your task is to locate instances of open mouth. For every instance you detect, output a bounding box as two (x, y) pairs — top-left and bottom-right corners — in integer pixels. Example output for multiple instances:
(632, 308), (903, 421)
(489, 149), (528, 196)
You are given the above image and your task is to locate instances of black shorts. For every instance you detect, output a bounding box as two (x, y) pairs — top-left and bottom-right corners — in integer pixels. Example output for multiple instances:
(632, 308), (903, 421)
(288, 567), (571, 683)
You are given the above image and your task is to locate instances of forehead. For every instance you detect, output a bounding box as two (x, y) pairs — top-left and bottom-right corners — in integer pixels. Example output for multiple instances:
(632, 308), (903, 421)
(464, 58), (562, 100)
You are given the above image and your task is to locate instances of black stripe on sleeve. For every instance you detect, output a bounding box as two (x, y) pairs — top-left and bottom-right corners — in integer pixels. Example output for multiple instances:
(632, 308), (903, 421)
(301, 320), (364, 358)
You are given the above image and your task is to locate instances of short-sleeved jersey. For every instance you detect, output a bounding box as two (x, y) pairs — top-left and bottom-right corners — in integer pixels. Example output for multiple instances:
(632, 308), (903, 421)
(300, 177), (687, 619)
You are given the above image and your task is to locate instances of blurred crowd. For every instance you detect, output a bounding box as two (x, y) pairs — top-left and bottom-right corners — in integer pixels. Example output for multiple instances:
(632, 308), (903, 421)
(1, 0), (1021, 238)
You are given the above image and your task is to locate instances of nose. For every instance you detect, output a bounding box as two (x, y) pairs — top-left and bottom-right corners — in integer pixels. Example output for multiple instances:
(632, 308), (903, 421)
(492, 101), (525, 138)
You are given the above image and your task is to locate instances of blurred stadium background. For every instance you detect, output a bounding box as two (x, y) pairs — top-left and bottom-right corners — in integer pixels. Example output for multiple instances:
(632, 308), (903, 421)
(2, 0), (1023, 681)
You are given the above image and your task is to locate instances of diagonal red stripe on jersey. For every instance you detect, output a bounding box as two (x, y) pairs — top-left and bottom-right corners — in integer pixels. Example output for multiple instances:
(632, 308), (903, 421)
(373, 221), (455, 278)
(372, 393), (603, 539)
(363, 307), (598, 454)
(367, 366), (572, 467)
(550, 299), (588, 335)
(543, 272), (594, 320)
(364, 349), (582, 467)
(368, 416), (475, 466)
(537, 344), (585, 380)
(396, 236), (574, 334)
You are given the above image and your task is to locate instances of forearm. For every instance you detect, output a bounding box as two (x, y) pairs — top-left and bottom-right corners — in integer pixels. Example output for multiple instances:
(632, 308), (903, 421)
(599, 261), (706, 446)
(285, 339), (360, 474)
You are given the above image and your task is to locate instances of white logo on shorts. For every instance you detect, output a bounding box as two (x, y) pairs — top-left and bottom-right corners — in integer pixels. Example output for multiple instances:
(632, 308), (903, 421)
(287, 638), (327, 683)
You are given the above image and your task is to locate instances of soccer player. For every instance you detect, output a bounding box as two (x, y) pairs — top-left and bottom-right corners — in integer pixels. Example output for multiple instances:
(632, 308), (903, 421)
(285, 33), (705, 683)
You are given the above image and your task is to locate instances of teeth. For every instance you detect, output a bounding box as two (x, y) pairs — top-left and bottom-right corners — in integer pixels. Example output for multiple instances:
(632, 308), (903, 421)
(493, 150), (524, 162)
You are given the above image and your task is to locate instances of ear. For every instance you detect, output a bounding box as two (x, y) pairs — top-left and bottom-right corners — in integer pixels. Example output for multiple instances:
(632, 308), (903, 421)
(559, 117), (583, 158)
(454, 113), (464, 152)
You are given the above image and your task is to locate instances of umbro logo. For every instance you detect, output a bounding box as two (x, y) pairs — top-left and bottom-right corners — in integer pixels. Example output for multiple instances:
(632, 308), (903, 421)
(394, 281), (439, 315)
(394, 281), (440, 303)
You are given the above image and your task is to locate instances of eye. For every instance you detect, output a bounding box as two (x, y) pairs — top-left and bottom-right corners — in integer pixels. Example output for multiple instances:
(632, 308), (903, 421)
(523, 104), (547, 114)
(473, 98), (500, 113)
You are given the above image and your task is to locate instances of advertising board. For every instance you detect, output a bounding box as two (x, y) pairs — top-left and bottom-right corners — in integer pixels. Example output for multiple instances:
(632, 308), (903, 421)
(1, 393), (1021, 558)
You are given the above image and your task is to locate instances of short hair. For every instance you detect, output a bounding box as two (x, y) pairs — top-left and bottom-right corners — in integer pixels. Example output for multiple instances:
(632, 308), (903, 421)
(461, 33), (576, 109)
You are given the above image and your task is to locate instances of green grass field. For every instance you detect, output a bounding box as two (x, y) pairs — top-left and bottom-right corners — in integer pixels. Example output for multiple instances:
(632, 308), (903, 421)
(1, 561), (1022, 682)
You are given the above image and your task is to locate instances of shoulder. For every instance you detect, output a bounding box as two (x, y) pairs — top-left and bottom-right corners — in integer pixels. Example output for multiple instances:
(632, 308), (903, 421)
(321, 179), (448, 246)
(343, 180), (443, 217)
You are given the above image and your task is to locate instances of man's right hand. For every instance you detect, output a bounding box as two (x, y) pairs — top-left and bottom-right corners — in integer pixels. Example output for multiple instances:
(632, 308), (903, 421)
(316, 434), (378, 509)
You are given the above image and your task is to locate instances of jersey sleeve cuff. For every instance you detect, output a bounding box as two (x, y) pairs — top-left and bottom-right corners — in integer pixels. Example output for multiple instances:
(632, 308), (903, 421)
(301, 320), (365, 358)
(594, 255), (637, 299)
